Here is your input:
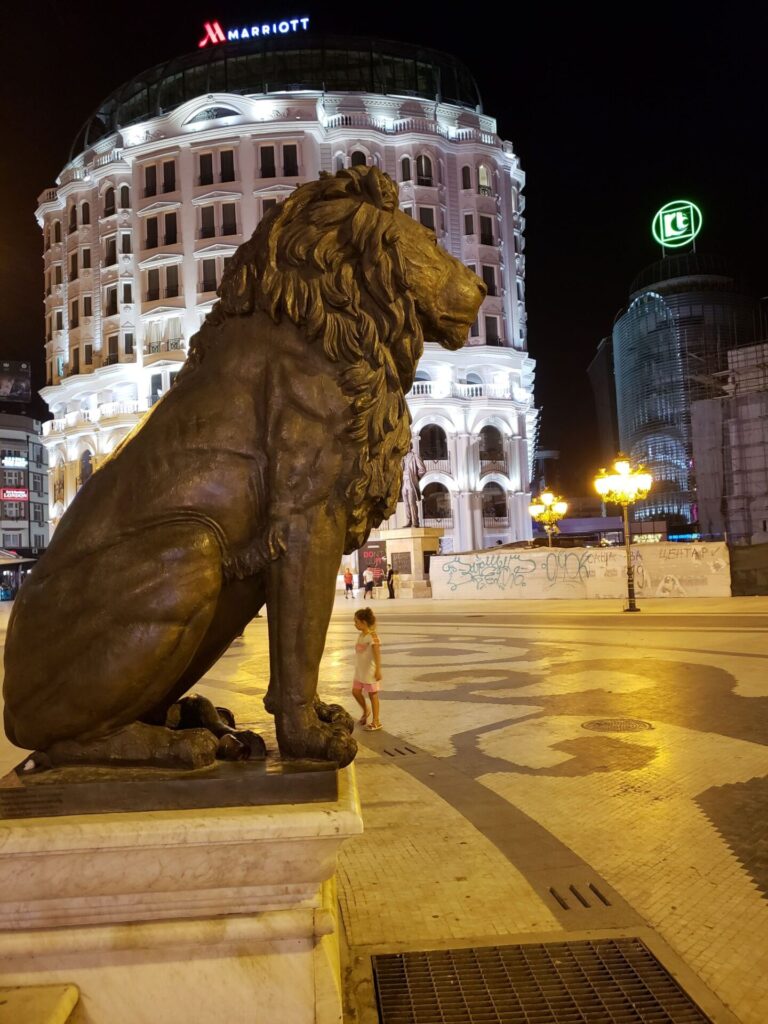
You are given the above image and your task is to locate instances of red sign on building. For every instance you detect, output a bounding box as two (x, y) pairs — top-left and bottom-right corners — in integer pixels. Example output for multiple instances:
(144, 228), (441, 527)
(0, 488), (29, 501)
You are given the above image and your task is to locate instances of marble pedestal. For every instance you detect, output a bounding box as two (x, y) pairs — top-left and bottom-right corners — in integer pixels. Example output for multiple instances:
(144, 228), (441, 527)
(384, 527), (443, 598)
(0, 765), (363, 1024)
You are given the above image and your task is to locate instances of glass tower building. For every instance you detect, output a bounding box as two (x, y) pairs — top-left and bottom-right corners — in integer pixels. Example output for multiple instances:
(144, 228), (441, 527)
(612, 253), (758, 525)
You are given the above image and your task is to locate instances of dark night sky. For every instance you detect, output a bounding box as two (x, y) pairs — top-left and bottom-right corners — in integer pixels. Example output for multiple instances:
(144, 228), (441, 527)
(1, 2), (765, 491)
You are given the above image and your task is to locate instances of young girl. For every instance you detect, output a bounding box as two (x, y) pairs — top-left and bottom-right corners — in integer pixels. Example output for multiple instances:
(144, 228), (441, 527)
(351, 607), (382, 731)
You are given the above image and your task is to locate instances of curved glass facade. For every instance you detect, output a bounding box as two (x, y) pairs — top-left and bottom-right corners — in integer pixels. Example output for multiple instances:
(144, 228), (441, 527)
(71, 34), (482, 157)
(613, 257), (757, 523)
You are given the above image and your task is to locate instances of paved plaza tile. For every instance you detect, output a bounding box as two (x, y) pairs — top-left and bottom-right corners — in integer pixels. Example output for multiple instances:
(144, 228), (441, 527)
(1, 597), (767, 1022)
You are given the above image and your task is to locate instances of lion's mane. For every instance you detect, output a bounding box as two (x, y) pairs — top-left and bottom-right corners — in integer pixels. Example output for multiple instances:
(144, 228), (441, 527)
(186, 167), (423, 549)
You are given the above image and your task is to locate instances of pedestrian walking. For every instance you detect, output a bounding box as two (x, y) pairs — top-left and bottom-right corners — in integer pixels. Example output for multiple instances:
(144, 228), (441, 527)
(343, 566), (354, 599)
(351, 607), (382, 731)
(362, 566), (374, 598)
(386, 566), (395, 599)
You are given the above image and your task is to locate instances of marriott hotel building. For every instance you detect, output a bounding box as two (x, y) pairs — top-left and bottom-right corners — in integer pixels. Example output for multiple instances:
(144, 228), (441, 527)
(37, 32), (537, 552)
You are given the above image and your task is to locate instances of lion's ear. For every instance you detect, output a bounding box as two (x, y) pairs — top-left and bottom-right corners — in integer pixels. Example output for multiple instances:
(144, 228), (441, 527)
(361, 167), (398, 212)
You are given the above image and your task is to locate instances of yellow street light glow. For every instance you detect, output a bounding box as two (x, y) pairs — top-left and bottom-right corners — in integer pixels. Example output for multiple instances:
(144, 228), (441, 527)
(553, 501), (568, 516)
(540, 492), (555, 507)
(593, 454), (653, 613)
(529, 491), (568, 547)
(528, 501), (545, 516)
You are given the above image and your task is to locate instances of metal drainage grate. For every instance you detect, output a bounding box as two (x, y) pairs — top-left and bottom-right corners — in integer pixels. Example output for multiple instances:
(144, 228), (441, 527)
(582, 719), (654, 733)
(383, 745), (419, 758)
(372, 939), (713, 1023)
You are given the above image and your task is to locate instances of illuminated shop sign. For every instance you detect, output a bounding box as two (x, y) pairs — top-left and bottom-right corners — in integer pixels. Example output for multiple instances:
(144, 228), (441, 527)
(652, 199), (702, 249)
(1, 488), (29, 501)
(1, 456), (27, 468)
(199, 16), (310, 47)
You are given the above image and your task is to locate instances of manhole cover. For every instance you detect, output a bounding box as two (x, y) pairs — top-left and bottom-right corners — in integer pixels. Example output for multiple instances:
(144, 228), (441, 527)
(373, 939), (713, 1023)
(582, 718), (654, 732)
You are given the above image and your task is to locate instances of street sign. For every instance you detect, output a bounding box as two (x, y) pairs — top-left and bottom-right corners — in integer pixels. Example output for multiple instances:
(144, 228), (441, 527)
(652, 200), (702, 249)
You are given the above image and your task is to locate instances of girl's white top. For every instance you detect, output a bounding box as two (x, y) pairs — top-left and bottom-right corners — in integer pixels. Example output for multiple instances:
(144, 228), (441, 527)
(353, 632), (380, 683)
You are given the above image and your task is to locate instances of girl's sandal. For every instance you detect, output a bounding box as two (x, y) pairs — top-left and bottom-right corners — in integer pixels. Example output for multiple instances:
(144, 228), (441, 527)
(358, 714), (368, 725)
(364, 723), (383, 731)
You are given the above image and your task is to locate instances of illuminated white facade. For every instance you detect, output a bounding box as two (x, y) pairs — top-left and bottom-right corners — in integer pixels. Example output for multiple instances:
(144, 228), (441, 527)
(37, 44), (536, 552)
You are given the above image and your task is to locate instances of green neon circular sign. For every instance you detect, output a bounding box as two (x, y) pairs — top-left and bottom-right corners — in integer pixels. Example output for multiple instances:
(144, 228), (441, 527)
(652, 200), (702, 249)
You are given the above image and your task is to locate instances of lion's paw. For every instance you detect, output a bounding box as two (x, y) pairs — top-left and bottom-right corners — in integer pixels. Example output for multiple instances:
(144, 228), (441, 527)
(314, 697), (355, 734)
(277, 715), (358, 768)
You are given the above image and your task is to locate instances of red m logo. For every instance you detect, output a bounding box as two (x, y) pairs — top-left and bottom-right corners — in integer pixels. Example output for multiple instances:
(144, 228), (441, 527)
(198, 21), (226, 47)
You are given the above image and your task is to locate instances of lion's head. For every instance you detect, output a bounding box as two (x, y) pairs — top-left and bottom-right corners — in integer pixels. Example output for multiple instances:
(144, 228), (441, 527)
(189, 166), (486, 547)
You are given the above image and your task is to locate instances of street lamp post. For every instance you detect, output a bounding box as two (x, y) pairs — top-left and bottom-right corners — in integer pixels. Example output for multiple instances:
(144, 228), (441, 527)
(594, 456), (653, 612)
(528, 491), (568, 547)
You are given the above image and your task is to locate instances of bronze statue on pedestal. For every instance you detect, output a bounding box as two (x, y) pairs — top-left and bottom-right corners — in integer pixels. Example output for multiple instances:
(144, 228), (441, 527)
(3, 167), (485, 770)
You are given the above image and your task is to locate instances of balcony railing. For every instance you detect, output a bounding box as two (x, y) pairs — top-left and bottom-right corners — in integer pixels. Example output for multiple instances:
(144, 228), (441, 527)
(423, 457), (451, 474)
(423, 516), (453, 528)
(483, 515), (509, 528)
(478, 186), (494, 197)
(410, 382), (516, 401)
(479, 457), (508, 475)
(146, 339), (185, 354)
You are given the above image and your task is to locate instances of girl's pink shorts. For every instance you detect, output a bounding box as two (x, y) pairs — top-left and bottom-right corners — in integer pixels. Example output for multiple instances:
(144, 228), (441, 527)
(353, 679), (381, 694)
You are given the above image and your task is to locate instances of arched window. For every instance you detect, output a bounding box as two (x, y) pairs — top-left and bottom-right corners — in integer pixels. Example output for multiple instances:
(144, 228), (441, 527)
(423, 483), (452, 523)
(414, 370), (431, 381)
(79, 450), (93, 487)
(81, 201), (90, 225)
(401, 156), (412, 182)
(461, 165), (472, 190)
(119, 185), (130, 209)
(68, 205), (77, 231)
(466, 372), (483, 386)
(482, 482), (507, 522)
(478, 165), (492, 196)
(53, 221), (62, 243)
(479, 425), (504, 465)
(350, 151), (367, 167)
(335, 154), (345, 171)
(420, 424), (448, 461)
(104, 187), (116, 217)
(416, 154), (433, 186)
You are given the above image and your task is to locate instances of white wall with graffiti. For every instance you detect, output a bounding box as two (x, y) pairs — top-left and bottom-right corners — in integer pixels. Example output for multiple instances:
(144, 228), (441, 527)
(431, 543), (731, 600)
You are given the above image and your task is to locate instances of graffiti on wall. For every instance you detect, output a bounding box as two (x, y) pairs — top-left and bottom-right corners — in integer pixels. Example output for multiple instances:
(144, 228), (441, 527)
(433, 543), (731, 600)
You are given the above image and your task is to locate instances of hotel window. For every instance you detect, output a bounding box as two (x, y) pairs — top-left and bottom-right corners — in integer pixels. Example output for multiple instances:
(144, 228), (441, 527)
(418, 207), (435, 231)
(31, 504), (44, 525)
(104, 187), (116, 217)
(2, 532), (23, 546)
(3, 470), (23, 487)
(401, 206), (412, 218)
(221, 203), (237, 236)
(199, 153), (214, 186)
(464, 214), (474, 235)
(104, 237), (117, 266)
(69, 253), (78, 280)
(54, 221), (62, 243)
(68, 205), (77, 231)
(220, 149), (236, 181)
(162, 161), (176, 193)
(144, 164), (157, 197)
(71, 348), (80, 374)
(150, 373), (163, 404)
(478, 165), (493, 196)
(121, 232), (132, 255)
(82, 247), (91, 269)
(481, 265), (497, 296)
(351, 151), (366, 167)
(84, 343), (93, 365)
(461, 165), (472, 190)
(105, 286), (118, 316)
(83, 295), (92, 317)
(145, 217), (159, 249)
(200, 206), (215, 239)
(146, 269), (160, 301)
(201, 258), (217, 293)
(45, 271), (50, 296)
(81, 201), (90, 225)
(108, 335), (119, 363)
(479, 216), (493, 245)
(54, 265), (62, 285)
(401, 156), (411, 182)
(283, 144), (298, 176)
(261, 198), (278, 221)
(119, 185), (130, 209)
(416, 154), (433, 186)
(70, 299), (79, 328)
(484, 315), (500, 344)
(516, 279), (524, 301)
(260, 146), (276, 178)
(55, 311), (63, 331)
(164, 212), (177, 245)
(165, 265), (179, 299)
(44, 227), (50, 249)
(122, 282), (133, 304)
(124, 332), (135, 356)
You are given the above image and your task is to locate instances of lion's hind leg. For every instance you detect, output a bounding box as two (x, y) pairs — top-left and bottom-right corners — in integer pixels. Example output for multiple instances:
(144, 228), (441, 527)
(4, 521), (224, 765)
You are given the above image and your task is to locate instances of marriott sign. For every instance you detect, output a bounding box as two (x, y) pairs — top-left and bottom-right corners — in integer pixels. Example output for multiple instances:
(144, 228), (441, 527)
(199, 16), (310, 47)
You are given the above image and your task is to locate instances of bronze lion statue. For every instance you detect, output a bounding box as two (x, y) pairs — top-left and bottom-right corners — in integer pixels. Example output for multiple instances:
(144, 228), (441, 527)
(3, 166), (485, 770)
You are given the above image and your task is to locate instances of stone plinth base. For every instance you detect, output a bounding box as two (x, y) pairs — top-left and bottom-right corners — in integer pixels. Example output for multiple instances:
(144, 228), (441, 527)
(0, 765), (363, 1024)
(384, 527), (443, 598)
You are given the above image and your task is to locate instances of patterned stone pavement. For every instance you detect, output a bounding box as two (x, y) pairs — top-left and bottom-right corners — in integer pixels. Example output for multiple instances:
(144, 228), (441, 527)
(1, 597), (768, 1022)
